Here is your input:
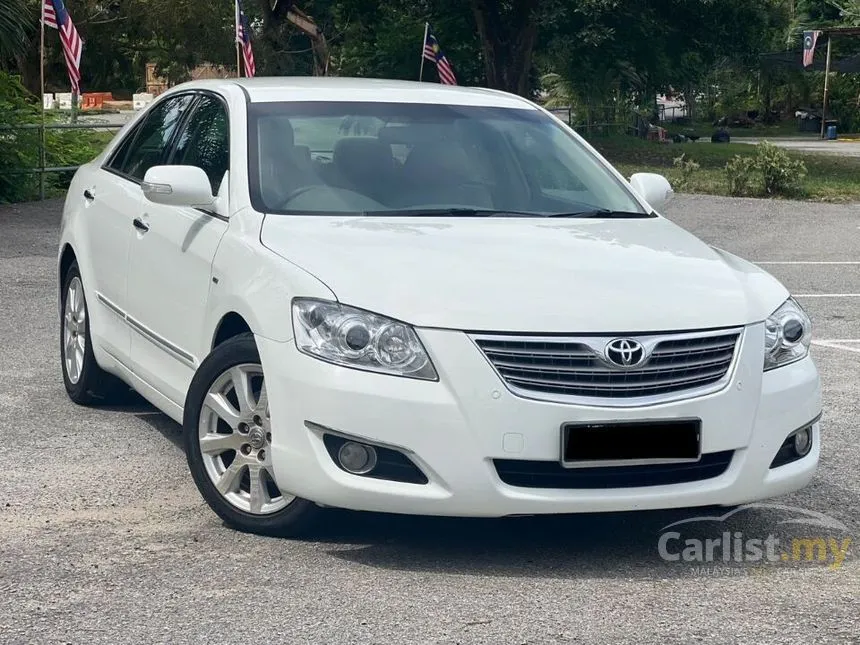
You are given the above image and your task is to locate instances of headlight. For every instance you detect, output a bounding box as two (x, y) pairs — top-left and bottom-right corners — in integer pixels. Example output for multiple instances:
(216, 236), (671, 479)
(291, 298), (438, 380)
(763, 297), (812, 371)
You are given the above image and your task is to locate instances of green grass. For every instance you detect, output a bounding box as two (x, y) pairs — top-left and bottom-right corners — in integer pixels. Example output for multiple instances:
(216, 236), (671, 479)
(588, 135), (860, 202)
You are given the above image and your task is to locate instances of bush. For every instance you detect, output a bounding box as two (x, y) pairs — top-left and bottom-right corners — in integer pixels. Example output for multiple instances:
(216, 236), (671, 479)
(725, 155), (757, 197)
(672, 152), (700, 190)
(1, 72), (110, 204)
(723, 141), (807, 198)
(756, 141), (807, 196)
(0, 72), (41, 203)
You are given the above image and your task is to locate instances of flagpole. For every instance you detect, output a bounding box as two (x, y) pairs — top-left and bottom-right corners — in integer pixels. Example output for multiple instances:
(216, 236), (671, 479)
(39, 1), (47, 201)
(418, 22), (429, 82)
(820, 33), (832, 140)
(235, 0), (242, 77)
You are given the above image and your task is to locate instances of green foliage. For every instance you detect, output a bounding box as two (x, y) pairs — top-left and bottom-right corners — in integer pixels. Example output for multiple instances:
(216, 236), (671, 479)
(756, 140), (807, 195)
(0, 72), (111, 204)
(593, 135), (858, 201)
(725, 154), (758, 196)
(0, 0), (32, 60)
(723, 142), (807, 197)
(0, 71), (41, 203)
(821, 73), (860, 133)
(672, 152), (700, 190)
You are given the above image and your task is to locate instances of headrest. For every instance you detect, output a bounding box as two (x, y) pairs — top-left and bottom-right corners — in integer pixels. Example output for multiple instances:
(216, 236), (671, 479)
(333, 137), (393, 171)
(290, 145), (311, 163)
(258, 116), (295, 149)
(402, 141), (469, 177)
(378, 123), (446, 146)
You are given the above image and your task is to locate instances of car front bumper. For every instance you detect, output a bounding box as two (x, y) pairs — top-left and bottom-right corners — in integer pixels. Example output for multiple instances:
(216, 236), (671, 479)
(258, 324), (822, 517)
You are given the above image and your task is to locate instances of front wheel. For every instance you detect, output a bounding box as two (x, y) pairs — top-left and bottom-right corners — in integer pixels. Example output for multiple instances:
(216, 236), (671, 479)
(183, 333), (322, 537)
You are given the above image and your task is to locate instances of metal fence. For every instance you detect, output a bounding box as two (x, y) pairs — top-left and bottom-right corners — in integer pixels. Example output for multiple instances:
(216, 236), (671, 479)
(0, 121), (123, 200)
(658, 104), (689, 122)
(547, 106), (647, 139)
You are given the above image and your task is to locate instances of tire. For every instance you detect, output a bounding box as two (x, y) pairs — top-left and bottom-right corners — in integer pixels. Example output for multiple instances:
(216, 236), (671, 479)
(183, 333), (322, 537)
(60, 261), (130, 405)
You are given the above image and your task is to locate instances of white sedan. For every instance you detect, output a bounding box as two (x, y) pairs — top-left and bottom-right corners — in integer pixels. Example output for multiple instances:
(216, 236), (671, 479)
(58, 77), (822, 536)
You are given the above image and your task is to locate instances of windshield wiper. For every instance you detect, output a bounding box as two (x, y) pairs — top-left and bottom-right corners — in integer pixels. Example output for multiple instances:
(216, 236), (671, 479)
(363, 208), (543, 218)
(544, 209), (654, 218)
(362, 208), (654, 219)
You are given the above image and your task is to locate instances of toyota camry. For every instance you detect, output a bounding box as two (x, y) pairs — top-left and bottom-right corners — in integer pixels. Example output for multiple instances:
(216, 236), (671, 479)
(57, 77), (822, 536)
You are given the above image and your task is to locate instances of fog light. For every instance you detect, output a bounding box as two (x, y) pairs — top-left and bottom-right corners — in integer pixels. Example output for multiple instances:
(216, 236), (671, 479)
(337, 441), (377, 474)
(793, 427), (812, 457)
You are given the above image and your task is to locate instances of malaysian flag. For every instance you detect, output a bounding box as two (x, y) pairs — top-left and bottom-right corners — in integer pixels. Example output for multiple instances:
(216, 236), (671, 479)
(803, 30), (822, 68)
(422, 24), (457, 85)
(42, 0), (83, 95)
(236, 0), (256, 77)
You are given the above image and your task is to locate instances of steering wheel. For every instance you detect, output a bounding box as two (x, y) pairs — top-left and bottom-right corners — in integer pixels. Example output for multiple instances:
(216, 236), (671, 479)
(278, 185), (321, 207)
(278, 184), (382, 210)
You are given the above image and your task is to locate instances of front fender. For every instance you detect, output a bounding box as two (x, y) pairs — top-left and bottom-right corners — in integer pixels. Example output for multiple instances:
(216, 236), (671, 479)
(201, 210), (336, 359)
(709, 245), (790, 321)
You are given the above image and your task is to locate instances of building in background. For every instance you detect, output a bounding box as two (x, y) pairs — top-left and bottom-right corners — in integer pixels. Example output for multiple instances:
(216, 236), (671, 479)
(144, 63), (169, 96)
(145, 62), (233, 96)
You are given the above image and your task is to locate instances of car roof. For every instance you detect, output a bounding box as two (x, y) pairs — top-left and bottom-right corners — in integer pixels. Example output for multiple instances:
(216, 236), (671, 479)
(164, 76), (538, 110)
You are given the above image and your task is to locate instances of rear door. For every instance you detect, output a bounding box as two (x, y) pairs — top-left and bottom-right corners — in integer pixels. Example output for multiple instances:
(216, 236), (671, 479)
(125, 93), (232, 406)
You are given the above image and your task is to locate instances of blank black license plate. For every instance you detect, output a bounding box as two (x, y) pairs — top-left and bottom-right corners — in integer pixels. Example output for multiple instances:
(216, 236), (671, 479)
(561, 419), (701, 467)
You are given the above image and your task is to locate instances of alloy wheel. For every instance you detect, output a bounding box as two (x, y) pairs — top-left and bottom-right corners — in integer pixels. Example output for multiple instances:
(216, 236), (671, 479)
(198, 363), (293, 515)
(63, 276), (86, 384)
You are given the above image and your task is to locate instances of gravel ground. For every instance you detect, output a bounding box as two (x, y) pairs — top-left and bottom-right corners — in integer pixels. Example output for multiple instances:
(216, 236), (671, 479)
(0, 195), (858, 645)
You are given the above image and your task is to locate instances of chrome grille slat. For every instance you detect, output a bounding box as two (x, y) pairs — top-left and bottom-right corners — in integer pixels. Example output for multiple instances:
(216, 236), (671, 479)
(483, 349), (594, 361)
(491, 351), (734, 375)
(481, 346), (594, 359)
(472, 329), (742, 401)
(504, 365), (729, 391)
(651, 342), (738, 357)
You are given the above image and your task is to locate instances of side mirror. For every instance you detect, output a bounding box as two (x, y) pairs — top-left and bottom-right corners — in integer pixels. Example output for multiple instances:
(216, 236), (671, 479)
(629, 172), (674, 211)
(142, 165), (214, 208)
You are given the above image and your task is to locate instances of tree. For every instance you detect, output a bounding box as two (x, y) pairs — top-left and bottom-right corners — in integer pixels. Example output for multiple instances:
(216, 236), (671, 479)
(470, 0), (539, 95)
(0, 0), (32, 63)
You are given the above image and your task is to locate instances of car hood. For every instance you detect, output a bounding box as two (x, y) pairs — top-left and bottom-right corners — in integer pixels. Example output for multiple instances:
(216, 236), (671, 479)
(260, 215), (788, 333)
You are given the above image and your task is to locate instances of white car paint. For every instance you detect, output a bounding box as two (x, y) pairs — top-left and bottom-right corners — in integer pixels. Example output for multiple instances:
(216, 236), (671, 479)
(58, 77), (821, 520)
(259, 214), (789, 332)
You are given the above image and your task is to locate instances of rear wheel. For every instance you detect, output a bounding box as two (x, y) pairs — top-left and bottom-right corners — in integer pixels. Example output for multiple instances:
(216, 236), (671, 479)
(60, 261), (128, 405)
(183, 333), (322, 537)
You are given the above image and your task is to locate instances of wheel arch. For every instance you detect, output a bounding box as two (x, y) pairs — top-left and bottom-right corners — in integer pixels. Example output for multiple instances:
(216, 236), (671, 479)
(58, 243), (78, 316)
(211, 311), (254, 351)
(59, 243), (77, 281)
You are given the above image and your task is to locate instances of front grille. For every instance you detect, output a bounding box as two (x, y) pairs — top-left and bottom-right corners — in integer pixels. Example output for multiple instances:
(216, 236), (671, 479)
(472, 329), (742, 401)
(494, 451), (734, 489)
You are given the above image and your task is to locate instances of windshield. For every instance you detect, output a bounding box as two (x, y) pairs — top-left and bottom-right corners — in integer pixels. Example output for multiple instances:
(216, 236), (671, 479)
(247, 101), (648, 217)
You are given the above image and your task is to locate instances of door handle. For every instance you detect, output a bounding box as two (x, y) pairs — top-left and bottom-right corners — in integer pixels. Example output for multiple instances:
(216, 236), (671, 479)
(83, 189), (95, 201)
(132, 217), (150, 233)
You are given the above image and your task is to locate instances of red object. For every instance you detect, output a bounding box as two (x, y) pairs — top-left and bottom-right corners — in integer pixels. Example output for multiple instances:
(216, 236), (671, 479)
(647, 126), (668, 142)
(81, 92), (113, 110)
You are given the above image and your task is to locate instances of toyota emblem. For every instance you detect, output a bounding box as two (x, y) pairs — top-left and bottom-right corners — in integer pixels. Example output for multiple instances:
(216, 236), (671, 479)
(604, 338), (647, 368)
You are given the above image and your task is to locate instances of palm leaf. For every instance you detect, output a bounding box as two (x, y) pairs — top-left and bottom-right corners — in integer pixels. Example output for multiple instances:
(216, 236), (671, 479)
(0, 0), (33, 60)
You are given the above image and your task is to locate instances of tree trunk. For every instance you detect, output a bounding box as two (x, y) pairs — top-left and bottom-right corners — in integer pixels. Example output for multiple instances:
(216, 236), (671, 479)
(470, 0), (539, 96)
(685, 84), (696, 122)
